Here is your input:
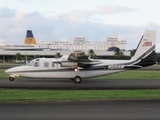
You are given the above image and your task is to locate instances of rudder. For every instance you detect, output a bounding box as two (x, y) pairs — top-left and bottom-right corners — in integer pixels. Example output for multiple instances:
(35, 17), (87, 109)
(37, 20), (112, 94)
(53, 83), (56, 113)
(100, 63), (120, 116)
(131, 30), (156, 61)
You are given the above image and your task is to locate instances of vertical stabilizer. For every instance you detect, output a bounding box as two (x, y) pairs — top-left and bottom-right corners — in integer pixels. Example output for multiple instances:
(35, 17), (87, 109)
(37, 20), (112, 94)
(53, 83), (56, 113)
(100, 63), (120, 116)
(131, 30), (156, 61)
(24, 30), (37, 44)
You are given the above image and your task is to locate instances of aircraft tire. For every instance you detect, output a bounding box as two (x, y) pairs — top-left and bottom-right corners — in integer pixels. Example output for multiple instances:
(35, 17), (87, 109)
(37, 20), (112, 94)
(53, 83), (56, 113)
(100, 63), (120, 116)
(74, 76), (82, 83)
(9, 77), (14, 81)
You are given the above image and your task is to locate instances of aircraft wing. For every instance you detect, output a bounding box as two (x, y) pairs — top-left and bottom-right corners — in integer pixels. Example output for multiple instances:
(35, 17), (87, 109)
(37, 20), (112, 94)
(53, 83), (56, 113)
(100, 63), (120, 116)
(67, 52), (102, 68)
(76, 60), (102, 68)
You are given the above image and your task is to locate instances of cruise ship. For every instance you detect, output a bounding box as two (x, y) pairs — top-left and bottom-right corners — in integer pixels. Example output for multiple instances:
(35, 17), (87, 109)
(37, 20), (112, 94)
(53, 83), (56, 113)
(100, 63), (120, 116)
(1, 30), (126, 52)
(0, 30), (130, 62)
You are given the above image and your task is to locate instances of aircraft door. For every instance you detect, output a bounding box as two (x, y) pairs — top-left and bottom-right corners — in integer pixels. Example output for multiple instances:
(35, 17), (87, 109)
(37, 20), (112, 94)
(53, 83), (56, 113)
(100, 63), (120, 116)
(52, 62), (56, 70)
(52, 62), (61, 71)
(42, 61), (52, 78)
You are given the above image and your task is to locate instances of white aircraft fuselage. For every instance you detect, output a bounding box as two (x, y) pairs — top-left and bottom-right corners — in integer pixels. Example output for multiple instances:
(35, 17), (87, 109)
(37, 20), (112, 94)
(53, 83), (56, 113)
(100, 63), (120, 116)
(6, 58), (130, 78)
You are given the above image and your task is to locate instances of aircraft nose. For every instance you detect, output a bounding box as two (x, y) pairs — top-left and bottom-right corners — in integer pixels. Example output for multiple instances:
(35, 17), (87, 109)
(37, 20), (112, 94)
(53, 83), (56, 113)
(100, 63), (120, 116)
(5, 69), (12, 74)
(5, 69), (10, 74)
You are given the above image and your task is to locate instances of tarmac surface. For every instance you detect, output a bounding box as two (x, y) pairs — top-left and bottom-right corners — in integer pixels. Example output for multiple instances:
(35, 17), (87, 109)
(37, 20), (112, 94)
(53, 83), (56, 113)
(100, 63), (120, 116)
(1, 100), (160, 120)
(1, 78), (160, 89)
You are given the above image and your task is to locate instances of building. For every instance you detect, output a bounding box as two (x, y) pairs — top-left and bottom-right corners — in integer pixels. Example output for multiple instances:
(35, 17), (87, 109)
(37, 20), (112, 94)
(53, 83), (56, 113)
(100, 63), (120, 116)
(0, 30), (130, 62)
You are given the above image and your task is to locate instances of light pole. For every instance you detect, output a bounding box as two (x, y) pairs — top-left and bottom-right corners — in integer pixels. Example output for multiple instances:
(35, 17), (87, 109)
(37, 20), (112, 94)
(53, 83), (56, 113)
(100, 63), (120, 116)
(2, 49), (5, 63)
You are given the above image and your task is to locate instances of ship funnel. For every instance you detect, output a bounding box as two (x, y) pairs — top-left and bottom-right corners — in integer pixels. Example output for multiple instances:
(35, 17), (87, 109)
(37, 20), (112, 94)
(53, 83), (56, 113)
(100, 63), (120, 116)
(24, 30), (37, 44)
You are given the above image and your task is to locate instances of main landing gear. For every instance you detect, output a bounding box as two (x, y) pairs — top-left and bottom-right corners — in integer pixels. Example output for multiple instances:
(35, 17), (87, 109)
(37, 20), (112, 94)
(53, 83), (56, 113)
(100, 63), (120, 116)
(71, 76), (82, 83)
(72, 67), (82, 83)
(74, 76), (82, 83)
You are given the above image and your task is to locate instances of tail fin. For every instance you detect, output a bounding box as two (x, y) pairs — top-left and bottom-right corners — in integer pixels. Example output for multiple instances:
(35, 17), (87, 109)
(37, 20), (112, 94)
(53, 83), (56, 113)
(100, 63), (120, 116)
(24, 30), (37, 44)
(131, 30), (156, 61)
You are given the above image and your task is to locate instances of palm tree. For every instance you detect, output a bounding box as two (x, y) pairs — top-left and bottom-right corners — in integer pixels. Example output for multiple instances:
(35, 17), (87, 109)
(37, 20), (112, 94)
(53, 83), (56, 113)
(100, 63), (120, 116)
(88, 49), (97, 59)
(23, 54), (30, 63)
(15, 52), (22, 60)
(114, 48), (124, 59)
(114, 48), (120, 56)
(34, 54), (40, 59)
(24, 55), (29, 59)
(55, 52), (61, 58)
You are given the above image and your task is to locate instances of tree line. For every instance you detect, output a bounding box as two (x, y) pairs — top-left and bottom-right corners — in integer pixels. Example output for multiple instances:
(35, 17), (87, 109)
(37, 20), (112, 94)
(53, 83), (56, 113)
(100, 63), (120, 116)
(13, 49), (138, 63)
(14, 52), (40, 61)
(14, 49), (98, 62)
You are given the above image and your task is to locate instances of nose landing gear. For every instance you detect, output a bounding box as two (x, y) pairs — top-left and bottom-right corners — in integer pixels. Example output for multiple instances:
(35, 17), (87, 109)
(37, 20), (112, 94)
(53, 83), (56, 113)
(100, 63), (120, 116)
(9, 75), (16, 81)
(9, 77), (15, 81)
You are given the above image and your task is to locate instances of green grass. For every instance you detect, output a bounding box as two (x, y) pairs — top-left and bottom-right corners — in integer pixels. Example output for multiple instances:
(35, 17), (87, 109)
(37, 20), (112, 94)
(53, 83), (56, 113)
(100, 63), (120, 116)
(0, 89), (160, 102)
(0, 69), (9, 78)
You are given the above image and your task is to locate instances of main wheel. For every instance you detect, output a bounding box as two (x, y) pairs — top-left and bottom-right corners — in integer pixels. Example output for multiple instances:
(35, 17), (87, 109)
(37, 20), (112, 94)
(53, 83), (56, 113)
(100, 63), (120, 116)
(74, 76), (82, 83)
(9, 77), (14, 81)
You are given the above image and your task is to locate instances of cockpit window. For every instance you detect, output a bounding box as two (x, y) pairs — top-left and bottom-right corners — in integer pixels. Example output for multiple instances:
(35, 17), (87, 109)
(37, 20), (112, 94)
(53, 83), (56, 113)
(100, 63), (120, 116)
(35, 59), (39, 61)
(34, 62), (39, 67)
(26, 61), (34, 66)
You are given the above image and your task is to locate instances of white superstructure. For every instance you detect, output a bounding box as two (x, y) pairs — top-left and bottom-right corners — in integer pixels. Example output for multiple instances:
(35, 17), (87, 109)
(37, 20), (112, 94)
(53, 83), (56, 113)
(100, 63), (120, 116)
(0, 37), (126, 51)
(0, 30), (129, 57)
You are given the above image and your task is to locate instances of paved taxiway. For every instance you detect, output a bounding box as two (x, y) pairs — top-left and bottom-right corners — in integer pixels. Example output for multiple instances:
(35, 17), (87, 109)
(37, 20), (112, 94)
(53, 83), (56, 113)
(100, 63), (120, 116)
(0, 78), (160, 89)
(1, 100), (160, 120)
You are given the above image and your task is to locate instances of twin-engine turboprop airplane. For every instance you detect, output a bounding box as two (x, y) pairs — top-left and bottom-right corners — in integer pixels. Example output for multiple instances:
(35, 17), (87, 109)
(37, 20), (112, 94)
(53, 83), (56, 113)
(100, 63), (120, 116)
(5, 30), (157, 83)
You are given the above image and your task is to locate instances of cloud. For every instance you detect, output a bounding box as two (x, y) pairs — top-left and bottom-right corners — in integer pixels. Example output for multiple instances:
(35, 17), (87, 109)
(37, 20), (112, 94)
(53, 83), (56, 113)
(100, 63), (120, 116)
(51, 4), (135, 22)
(0, 7), (159, 52)
(24, 11), (41, 18)
(95, 4), (134, 14)
(0, 7), (16, 18)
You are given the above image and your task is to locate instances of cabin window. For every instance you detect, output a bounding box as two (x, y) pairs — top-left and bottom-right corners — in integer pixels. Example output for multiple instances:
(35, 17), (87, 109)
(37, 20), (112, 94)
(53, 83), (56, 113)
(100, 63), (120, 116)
(44, 62), (49, 67)
(34, 62), (39, 67)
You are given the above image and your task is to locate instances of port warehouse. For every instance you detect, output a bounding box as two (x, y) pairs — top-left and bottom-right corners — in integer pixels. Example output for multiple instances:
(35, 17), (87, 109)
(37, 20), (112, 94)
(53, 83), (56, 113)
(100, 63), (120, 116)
(0, 50), (131, 62)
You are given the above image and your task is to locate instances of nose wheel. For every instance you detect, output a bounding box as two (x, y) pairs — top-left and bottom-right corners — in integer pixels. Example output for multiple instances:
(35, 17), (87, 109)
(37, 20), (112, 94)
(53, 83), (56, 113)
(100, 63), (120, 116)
(9, 77), (15, 81)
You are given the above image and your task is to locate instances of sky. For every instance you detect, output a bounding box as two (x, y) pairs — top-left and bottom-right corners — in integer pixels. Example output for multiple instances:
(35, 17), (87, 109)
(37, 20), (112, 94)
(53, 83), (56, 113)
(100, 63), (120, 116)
(0, 0), (160, 51)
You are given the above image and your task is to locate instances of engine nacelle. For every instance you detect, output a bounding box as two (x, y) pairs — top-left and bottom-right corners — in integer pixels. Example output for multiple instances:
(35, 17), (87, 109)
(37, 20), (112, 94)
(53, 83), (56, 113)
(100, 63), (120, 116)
(61, 62), (77, 67)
